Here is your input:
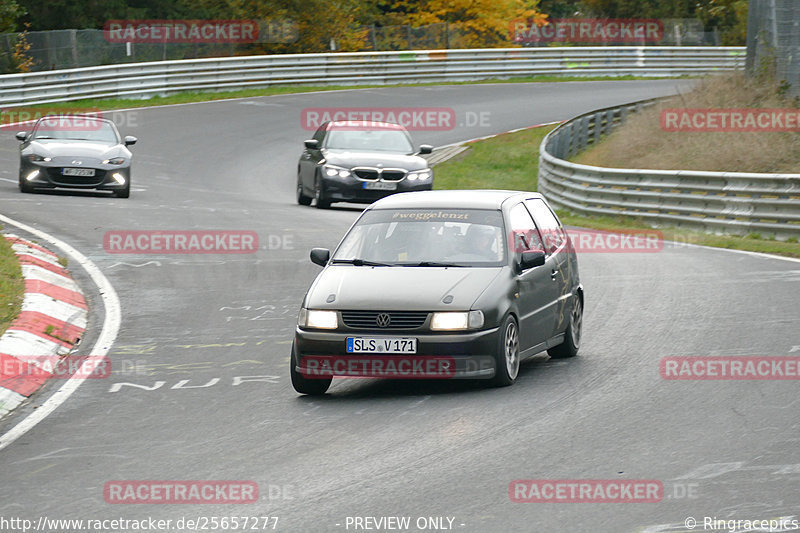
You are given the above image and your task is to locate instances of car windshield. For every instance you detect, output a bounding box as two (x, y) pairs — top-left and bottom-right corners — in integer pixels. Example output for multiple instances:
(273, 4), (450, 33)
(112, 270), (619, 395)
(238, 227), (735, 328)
(325, 128), (414, 153)
(32, 117), (118, 144)
(332, 208), (507, 267)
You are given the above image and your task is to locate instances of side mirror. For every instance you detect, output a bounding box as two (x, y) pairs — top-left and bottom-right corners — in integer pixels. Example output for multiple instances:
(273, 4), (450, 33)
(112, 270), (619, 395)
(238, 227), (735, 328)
(310, 248), (330, 267)
(15, 131), (28, 142)
(519, 250), (546, 271)
(124, 136), (137, 146)
(418, 144), (433, 155)
(304, 139), (319, 150)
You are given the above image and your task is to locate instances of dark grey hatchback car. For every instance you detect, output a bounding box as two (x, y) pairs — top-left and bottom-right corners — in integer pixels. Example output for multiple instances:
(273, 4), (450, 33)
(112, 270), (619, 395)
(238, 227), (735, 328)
(291, 190), (584, 395)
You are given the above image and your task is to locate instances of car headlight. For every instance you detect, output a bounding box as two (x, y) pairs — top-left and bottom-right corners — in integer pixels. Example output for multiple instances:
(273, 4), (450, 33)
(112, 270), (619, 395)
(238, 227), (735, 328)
(430, 310), (484, 331)
(407, 169), (432, 181)
(298, 308), (338, 330)
(27, 154), (51, 162)
(103, 157), (126, 165)
(323, 165), (351, 178)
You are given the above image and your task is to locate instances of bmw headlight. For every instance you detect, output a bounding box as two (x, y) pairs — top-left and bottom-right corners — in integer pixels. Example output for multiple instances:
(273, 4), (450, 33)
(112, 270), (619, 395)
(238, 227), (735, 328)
(103, 157), (126, 165)
(323, 165), (351, 178)
(407, 169), (432, 181)
(27, 154), (51, 162)
(430, 310), (484, 331)
(298, 308), (338, 330)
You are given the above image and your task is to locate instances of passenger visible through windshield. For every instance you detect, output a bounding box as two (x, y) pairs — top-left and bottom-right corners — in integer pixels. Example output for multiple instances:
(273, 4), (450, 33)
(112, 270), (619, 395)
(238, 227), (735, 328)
(332, 208), (507, 266)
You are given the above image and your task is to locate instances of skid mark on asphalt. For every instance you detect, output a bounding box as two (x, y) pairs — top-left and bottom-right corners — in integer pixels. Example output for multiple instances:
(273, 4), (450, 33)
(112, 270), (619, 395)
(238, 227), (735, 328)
(108, 261), (162, 268)
(112, 359), (268, 377)
(112, 337), (290, 355)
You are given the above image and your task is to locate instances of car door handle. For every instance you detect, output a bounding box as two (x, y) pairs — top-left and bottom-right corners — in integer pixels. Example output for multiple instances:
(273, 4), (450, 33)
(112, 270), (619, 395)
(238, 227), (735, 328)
(551, 269), (559, 280)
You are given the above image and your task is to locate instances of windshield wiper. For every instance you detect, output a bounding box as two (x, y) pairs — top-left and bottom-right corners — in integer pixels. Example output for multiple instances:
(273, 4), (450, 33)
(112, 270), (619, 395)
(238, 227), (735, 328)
(331, 258), (395, 267)
(401, 261), (464, 267)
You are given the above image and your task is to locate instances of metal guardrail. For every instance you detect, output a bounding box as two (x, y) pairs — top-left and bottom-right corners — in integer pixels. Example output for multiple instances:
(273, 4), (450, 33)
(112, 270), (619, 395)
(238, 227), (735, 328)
(538, 100), (800, 240)
(0, 46), (745, 107)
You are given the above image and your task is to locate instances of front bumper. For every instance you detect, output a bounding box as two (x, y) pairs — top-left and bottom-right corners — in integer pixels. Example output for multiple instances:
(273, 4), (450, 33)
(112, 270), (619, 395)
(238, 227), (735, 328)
(20, 161), (130, 192)
(294, 326), (500, 379)
(320, 176), (432, 204)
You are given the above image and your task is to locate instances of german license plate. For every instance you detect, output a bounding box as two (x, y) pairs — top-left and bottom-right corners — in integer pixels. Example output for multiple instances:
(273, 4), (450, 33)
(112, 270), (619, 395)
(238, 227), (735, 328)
(346, 337), (417, 354)
(62, 168), (95, 177)
(362, 181), (397, 191)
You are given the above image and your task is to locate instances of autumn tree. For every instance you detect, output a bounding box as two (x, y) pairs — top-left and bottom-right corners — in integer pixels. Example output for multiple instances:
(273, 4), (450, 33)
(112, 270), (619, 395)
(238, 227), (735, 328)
(396, 0), (547, 47)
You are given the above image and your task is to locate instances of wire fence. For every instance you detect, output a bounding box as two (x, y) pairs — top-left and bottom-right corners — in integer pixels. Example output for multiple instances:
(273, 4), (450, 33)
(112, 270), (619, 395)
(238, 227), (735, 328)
(1, 19), (724, 73)
(746, 0), (800, 95)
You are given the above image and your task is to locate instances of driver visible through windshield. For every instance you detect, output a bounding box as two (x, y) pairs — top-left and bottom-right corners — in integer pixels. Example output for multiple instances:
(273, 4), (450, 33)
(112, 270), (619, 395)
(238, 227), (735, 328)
(325, 128), (414, 153)
(32, 117), (119, 144)
(332, 208), (507, 267)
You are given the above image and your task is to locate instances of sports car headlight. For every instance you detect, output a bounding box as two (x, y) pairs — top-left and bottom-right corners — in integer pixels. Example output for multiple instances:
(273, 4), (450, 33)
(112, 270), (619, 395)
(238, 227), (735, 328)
(430, 310), (484, 331)
(299, 308), (338, 329)
(27, 154), (51, 162)
(103, 157), (126, 165)
(407, 169), (432, 181)
(323, 165), (351, 178)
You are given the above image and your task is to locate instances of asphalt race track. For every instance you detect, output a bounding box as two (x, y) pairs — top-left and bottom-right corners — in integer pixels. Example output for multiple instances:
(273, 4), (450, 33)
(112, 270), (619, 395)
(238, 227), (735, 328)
(1, 80), (799, 533)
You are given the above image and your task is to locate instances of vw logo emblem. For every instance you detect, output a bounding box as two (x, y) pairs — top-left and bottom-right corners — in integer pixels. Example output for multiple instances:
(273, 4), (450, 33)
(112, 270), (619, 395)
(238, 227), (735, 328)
(375, 313), (391, 328)
(71, 160), (83, 165)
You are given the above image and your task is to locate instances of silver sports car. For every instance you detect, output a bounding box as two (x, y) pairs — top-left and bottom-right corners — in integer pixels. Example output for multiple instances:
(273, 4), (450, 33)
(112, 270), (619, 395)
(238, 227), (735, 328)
(17, 115), (136, 198)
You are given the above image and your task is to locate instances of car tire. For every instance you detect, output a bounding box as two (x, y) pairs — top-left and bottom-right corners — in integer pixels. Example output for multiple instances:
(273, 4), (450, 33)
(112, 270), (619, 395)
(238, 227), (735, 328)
(297, 172), (312, 206)
(290, 345), (332, 395)
(19, 178), (34, 194)
(491, 315), (520, 387)
(547, 293), (582, 359)
(314, 175), (331, 209)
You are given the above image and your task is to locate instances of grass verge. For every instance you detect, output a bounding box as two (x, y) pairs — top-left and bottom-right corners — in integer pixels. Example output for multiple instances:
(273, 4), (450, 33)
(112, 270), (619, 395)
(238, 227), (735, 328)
(573, 72), (800, 173)
(0, 231), (25, 337)
(432, 125), (800, 258)
(12, 75), (679, 112)
(433, 125), (556, 191)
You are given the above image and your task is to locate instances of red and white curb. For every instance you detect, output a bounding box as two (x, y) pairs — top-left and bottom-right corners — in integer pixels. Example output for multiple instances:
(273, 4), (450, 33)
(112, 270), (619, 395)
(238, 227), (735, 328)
(0, 235), (87, 420)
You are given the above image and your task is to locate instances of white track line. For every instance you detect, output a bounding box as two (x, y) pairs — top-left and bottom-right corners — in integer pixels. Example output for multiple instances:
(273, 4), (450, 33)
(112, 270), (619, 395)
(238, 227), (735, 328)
(0, 214), (121, 452)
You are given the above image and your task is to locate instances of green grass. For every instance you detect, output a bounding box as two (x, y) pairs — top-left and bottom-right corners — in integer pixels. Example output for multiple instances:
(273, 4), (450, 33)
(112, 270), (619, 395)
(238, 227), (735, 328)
(432, 126), (800, 259)
(0, 231), (25, 337)
(557, 213), (800, 258)
(12, 75), (682, 112)
(433, 125), (556, 191)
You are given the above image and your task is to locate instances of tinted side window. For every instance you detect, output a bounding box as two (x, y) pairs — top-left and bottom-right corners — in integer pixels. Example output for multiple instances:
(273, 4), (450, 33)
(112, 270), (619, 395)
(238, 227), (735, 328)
(313, 122), (328, 144)
(524, 199), (565, 255)
(508, 203), (544, 253)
